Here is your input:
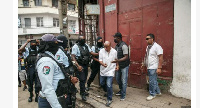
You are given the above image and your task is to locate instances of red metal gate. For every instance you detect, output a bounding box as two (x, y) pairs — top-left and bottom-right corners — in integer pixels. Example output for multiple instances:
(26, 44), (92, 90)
(99, 0), (174, 89)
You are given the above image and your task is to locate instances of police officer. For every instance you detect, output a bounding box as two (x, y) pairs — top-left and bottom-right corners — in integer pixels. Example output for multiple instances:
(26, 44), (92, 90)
(71, 35), (96, 101)
(19, 39), (39, 102)
(56, 34), (78, 107)
(36, 34), (78, 108)
(86, 36), (104, 91)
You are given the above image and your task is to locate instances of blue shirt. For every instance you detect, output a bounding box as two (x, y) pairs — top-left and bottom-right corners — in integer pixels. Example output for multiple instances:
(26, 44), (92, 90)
(71, 44), (92, 58)
(36, 51), (64, 108)
(55, 48), (69, 67)
(91, 46), (103, 53)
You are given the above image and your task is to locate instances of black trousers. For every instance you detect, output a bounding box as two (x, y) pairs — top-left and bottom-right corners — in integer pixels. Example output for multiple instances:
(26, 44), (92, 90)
(27, 65), (39, 93)
(76, 64), (88, 94)
(87, 61), (100, 86)
(18, 71), (21, 84)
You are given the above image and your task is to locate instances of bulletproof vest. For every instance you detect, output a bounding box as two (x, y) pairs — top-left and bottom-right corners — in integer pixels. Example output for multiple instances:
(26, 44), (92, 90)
(26, 48), (38, 65)
(77, 44), (90, 65)
(115, 41), (130, 68)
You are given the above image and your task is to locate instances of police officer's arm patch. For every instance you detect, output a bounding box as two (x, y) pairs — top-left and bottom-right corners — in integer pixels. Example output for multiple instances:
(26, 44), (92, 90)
(56, 55), (60, 60)
(43, 66), (50, 75)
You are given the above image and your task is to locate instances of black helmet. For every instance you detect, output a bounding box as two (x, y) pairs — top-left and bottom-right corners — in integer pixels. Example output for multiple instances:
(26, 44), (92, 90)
(57, 34), (68, 49)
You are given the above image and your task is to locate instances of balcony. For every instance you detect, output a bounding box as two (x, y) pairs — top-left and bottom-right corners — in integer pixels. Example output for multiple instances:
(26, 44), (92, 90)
(18, 27), (60, 35)
(18, 7), (59, 15)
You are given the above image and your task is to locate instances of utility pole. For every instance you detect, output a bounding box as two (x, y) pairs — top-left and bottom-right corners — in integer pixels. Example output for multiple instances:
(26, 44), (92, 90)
(59, 0), (70, 53)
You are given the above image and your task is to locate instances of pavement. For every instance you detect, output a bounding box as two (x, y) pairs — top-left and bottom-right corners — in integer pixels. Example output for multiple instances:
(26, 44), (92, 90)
(18, 71), (191, 108)
(75, 83), (191, 108)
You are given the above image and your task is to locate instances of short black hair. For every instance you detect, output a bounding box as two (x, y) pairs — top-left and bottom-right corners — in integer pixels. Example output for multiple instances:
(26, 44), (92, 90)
(147, 33), (155, 41)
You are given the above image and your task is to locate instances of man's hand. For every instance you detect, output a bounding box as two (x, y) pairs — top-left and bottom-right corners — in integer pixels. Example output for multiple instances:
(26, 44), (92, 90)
(111, 59), (118, 63)
(115, 66), (119, 71)
(71, 76), (78, 84)
(27, 39), (31, 43)
(77, 65), (83, 72)
(103, 63), (107, 68)
(156, 69), (162, 74)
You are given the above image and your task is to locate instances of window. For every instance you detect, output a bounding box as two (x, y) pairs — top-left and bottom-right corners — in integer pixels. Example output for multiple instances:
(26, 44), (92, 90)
(23, 0), (29, 6)
(36, 17), (43, 27)
(35, 0), (42, 6)
(68, 3), (75, 11)
(68, 20), (76, 33)
(52, 0), (58, 7)
(53, 18), (59, 27)
(25, 18), (31, 28)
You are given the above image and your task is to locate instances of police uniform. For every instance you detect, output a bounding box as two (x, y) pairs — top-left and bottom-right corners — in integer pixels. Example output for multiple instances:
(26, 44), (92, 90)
(55, 48), (69, 67)
(24, 47), (40, 99)
(87, 45), (103, 87)
(36, 51), (64, 108)
(71, 43), (91, 95)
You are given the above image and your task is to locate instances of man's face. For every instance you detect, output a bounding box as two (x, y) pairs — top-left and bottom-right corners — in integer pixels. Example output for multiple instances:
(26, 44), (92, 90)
(114, 37), (119, 43)
(146, 36), (153, 45)
(104, 44), (111, 52)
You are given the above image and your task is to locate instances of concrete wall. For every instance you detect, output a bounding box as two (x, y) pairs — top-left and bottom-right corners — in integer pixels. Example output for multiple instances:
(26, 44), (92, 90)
(170, 0), (191, 100)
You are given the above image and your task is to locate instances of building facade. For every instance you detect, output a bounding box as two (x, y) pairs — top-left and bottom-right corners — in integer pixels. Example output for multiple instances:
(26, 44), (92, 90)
(18, 0), (79, 45)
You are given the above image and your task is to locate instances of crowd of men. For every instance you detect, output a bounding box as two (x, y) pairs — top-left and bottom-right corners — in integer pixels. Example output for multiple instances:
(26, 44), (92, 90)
(18, 32), (163, 107)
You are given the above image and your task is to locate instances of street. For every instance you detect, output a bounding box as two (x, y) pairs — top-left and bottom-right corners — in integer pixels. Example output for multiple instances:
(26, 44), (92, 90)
(18, 71), (191, 108)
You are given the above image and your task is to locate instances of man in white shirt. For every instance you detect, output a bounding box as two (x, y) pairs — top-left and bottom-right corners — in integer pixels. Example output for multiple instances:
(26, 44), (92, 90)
(99, 41), (119, 107)
(142, 33), (163, 101)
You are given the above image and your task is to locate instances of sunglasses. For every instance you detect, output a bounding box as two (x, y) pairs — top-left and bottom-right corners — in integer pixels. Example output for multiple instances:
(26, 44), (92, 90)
(146, 38), (152, 40)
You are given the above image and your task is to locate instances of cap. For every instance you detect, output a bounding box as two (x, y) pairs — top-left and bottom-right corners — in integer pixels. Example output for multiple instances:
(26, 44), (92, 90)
(113, 32), (122, 38)
(41, 34), (58, 42)
(97, 36), (102, 41)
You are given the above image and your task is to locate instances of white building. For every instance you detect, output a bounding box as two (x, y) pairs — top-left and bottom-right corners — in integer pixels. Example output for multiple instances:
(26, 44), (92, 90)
(18, 0), (79, 45)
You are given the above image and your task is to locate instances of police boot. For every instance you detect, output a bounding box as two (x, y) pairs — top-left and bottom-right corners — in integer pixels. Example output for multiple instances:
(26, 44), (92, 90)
(85, 83), (90, 91)
(28, 92), (33, 102)
(81, 93), (87, 101)
(84, 91), (89, 96)
(35, 93), (39, 102)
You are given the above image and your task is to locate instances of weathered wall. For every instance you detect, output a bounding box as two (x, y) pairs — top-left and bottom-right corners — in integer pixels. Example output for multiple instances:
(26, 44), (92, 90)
(170, 0), (191, 100)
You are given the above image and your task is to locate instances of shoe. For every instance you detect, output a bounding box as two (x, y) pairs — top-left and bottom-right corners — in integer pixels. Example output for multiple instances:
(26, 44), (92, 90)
(120, 98), (125, 101)
(115, 91), (121, 96)
(156, 93), (162, 96)
(28, 97), (32, 102)
(86, 84), (90, 91)
(18, 84), (21, 87)
(81, 94), (87, 101)
(104, 93), (107, 97)
(84, 92), (89, 96)
(105, 100), (112, 107)
(146, 95), (156, 101)
(28, 92), (33, 102)
(23, 86), (27, 91)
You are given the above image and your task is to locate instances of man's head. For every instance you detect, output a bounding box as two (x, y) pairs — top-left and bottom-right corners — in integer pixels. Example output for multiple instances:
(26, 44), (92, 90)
(57, 34), (68, 50)
(97, 36), (103, 47)
(104, 41), (111, 52)
(113, 32), (122, 43)
(78, 35), (86, 46)
(30, 40), (37, 50)
(146, 33), (155, 45)
(38, 34), (59, 55)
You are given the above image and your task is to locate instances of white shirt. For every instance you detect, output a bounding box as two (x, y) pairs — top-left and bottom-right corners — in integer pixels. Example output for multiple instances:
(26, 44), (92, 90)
(146, 42), (163, 69)
(99, 48), (117, 77)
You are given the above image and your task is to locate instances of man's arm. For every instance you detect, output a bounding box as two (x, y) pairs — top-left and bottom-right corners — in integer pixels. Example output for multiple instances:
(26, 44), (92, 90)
(156, 54), (163, 74)
(71, 54), (83, 72)
(112, 45), (129, 63)
(19, 39), (31, 51)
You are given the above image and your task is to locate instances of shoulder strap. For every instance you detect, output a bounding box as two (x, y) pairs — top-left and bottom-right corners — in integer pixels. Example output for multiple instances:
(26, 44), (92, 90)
(38, 53), (71, 79)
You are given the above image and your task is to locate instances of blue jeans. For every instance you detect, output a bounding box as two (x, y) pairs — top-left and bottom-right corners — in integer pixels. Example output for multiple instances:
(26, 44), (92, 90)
(148, 69), (161, 96)
(100, 76), (113, 101)
(38, 96), (51, 108)
(116, 66), (129, 99)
